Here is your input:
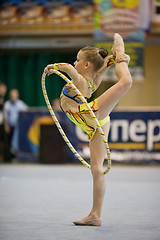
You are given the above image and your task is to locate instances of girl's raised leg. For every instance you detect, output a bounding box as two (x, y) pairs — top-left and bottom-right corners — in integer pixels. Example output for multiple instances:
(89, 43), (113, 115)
(98, 33), (132, 120)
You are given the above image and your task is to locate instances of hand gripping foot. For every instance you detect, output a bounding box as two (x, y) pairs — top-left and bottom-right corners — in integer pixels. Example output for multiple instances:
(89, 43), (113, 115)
(116, 53), (130, 65)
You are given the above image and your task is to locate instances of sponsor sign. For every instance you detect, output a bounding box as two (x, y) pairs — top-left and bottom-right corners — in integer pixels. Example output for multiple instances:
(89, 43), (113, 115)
(109, 110), (160, 162)
(17, 110), (78, 162)
(17, 109), (160, 163)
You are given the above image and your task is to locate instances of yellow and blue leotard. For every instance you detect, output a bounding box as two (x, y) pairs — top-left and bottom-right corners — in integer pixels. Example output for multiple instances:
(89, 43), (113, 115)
(61, 84), (110, 140)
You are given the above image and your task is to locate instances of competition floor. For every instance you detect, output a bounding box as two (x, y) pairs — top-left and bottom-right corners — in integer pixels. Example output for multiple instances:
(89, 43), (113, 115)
(0, 164), (160, 240)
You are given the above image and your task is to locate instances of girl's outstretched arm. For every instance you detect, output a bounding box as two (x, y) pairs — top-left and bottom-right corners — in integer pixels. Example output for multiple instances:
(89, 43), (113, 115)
(44, 63), (84, 85)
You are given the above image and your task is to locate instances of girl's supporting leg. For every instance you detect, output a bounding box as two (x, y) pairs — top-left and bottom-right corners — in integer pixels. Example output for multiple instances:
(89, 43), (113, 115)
(89, 121), (110, 217)
(73, 121), (110, 226)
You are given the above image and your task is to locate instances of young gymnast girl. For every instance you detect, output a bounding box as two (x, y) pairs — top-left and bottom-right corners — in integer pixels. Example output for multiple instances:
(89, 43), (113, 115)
(44, 33), (132, 226)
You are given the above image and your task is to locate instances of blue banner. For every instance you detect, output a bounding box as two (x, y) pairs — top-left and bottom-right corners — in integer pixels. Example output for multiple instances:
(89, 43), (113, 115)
(17, 109), (78, 163)
(109, 110), (160, 162)
(17, 108), (160, 163)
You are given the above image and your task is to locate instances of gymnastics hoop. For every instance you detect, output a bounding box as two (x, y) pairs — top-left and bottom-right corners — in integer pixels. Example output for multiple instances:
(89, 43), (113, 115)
(42, 69), (111, 174)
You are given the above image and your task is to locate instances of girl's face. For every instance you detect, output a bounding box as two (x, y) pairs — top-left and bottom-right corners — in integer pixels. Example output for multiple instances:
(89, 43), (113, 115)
(74, 51), (87, 74)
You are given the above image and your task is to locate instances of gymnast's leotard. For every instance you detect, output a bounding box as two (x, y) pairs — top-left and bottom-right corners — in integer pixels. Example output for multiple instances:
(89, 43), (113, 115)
(61, 84), (110, 140)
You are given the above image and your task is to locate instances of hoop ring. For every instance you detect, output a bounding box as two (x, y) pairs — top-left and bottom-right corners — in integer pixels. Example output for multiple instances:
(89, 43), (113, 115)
(42, 69), (111, 174)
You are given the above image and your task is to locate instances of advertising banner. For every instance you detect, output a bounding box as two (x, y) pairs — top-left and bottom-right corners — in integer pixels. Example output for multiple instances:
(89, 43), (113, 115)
(17, 109), (78, 163)
(94, 0), (150, 81)
(17, 108), (160, 164)
(109, 110), (160, 162)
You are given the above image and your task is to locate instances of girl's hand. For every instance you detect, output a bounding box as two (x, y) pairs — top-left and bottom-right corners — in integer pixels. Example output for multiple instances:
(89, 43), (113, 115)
(105, 55), (116, 67)
(44, 64), (54, 76)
